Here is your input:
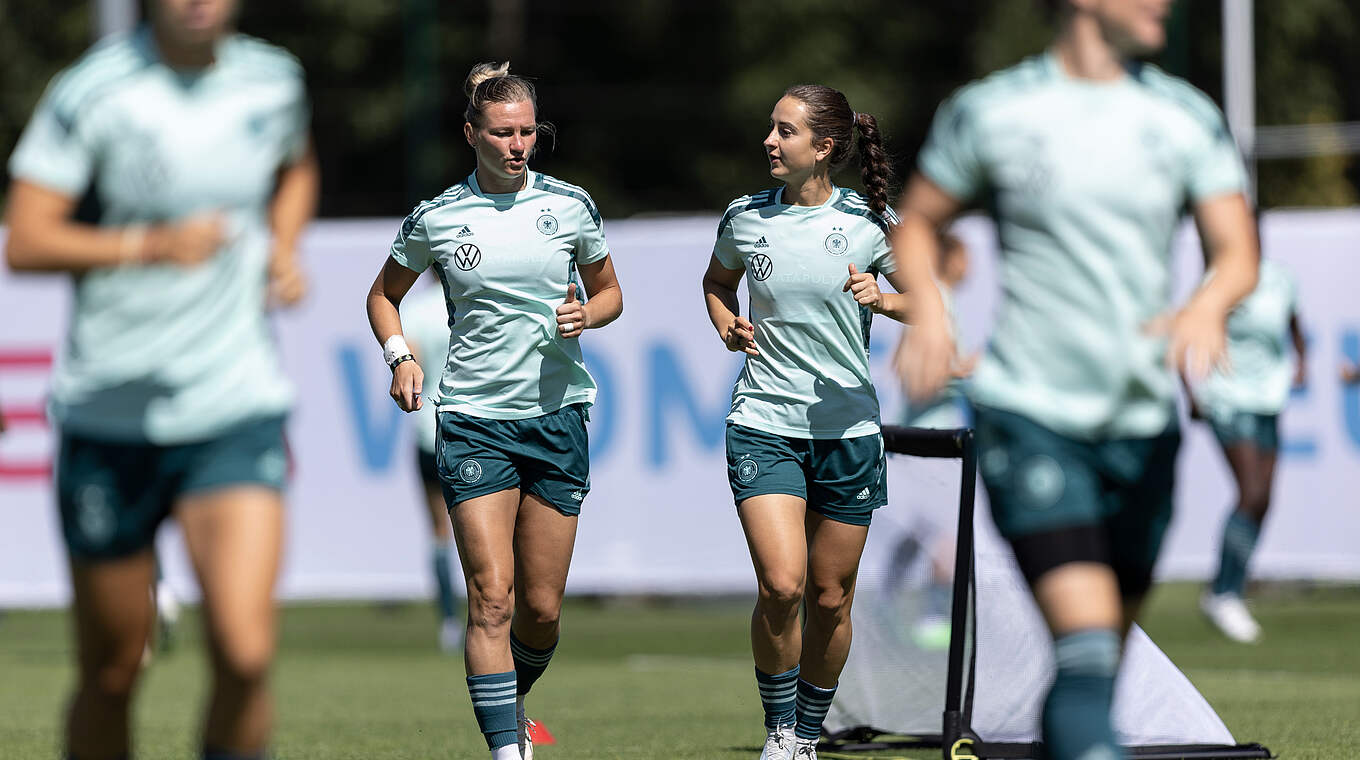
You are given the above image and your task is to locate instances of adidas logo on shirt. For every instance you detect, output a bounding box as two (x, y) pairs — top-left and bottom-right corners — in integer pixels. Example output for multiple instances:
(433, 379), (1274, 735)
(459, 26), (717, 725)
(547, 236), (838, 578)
(753, 236), (770, 248)
(855, 487), (871, 501)
(456, 225), (474, 238)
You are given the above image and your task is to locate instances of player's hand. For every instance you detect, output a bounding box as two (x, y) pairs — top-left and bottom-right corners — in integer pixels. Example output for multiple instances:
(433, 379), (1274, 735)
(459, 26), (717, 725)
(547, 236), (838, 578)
(723, 316), (759, 357)
(390, 360), (424, 413)
(146, 213), (226, 266)
(268, 246), (308, 307)
(896, 316), (955, 402)
(1342, 363), (1360, 386)
(1148, 302), (1229, 381)
(556, 281), (589, 339)
(843, 263), (883, 311)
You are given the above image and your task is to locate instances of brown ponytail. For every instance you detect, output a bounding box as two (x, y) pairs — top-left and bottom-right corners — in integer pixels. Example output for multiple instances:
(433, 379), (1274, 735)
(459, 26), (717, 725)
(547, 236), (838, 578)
(852, 112), (892, 216)
(783, 85), (894, 216)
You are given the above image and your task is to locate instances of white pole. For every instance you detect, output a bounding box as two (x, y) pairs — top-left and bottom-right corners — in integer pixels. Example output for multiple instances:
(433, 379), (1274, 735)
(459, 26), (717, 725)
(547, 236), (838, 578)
(1223, 0), (1256, 200)
(95, 0), (138, 40)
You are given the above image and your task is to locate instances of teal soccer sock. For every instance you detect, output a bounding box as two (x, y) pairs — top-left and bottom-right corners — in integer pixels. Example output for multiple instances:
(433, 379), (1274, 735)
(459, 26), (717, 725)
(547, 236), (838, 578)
(510, 631), (557, 696)
(755, 665), (799, 730)
(432, 540), (458, 621)
(1042, 629), (1122, 760)
(1211, 510), (1261, 596)
(794, 678), (837, 741)
(467, 671), (518, 749)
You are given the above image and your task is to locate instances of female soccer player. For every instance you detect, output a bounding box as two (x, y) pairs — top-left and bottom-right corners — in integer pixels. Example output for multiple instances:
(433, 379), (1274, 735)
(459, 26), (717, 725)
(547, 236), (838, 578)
(1190, 254), (1306, 643)
(402, 280), (465, 652)
(365, 62), (622, 760)
(702, 85), (910, 760)
(3, 1), (316, 758)
(893, 1), (1259, 758)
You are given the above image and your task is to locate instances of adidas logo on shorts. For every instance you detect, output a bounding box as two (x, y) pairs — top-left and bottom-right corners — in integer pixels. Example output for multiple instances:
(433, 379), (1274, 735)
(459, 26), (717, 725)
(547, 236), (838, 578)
(855, 487), (871, 501)
(753, 235), (770, 248)
(571, 490), (585, 502)
(456, 225), (474, 238)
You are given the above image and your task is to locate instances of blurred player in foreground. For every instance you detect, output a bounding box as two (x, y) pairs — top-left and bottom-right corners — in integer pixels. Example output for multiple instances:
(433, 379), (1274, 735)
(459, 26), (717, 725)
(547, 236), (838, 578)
(1188, 249), (1306, 643)
(893, 1), (1258, 758)
(703, 84), (909, 760)
(401, 280), (466, 652)
(366, 62), (622, 760)
(3, 0), (316, 758)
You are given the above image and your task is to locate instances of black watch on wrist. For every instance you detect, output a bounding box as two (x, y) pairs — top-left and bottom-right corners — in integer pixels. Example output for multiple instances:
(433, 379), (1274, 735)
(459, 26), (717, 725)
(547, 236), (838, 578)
(388, 353), (415, 371)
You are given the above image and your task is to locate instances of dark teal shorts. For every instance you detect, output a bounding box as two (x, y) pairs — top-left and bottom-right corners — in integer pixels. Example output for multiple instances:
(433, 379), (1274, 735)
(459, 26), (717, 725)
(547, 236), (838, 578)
(974, 406), (1179, 596)
(724, 423), (887, 526)
(435, 404), (590, 516)
(1207, 410), (1279, 452)
(56, 416), (288, 561)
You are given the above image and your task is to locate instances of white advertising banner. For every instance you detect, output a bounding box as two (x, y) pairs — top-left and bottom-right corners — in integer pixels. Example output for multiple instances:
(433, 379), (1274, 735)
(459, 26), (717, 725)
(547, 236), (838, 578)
(2, 210), (1358, 606)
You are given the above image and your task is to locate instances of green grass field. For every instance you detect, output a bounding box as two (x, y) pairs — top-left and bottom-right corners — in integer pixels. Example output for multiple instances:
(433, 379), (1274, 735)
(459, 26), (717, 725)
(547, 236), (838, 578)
(2, 582), (1357, 759)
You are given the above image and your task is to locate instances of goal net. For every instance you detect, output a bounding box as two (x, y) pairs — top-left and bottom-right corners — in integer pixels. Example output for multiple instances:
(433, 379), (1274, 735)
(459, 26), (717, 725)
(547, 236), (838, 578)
(822, 426), (1270, 760)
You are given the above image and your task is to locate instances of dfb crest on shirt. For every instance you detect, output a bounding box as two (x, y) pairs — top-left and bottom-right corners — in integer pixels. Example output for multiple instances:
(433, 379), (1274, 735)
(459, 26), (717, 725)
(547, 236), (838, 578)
(824, 228), (849, 256)
(453, 243), (482, 271)
(537, 213), (559, 235)
(749, 253), (773, 281)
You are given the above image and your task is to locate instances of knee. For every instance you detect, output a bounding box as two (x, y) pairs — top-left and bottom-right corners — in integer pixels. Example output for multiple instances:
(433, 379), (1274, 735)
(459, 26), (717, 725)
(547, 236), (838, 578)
(1238, 486), (1271, 521)
(84, 653), (142, 702)
(805, 584), (853, 627)
(517, 588), (561, 630)
(467, 582), (514, 632)
(756, 573), (805, 617)
(212, 633), (275, 686)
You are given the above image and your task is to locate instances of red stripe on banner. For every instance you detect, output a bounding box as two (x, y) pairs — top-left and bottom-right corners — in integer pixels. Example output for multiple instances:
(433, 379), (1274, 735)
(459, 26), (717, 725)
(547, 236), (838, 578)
(3, 406), (47, 424)
(0, 349), (53, 369)
(0, 463), (50, 480)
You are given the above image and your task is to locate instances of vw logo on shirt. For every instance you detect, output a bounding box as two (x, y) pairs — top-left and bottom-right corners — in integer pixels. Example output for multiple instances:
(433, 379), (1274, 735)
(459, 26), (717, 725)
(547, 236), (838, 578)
(453, 243), (482, 271)
(749, 253), (773, 281)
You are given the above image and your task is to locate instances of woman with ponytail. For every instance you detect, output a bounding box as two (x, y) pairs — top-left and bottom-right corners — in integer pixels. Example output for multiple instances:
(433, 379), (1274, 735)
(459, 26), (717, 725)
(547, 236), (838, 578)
(701, 85), (910, 760)
(366, 61), (623, 760)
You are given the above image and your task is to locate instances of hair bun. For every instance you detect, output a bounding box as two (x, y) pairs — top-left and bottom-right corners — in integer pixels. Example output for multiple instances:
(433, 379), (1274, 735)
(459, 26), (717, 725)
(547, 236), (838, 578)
(464, 61), (511, 98)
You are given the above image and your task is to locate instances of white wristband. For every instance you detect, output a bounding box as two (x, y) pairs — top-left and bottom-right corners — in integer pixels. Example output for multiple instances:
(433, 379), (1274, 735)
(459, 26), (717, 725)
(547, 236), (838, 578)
(382, 334), (412, 366)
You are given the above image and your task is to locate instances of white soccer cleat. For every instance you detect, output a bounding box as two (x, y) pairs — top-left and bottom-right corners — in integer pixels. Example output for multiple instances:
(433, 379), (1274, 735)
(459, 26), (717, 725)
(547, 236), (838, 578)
(793, 738), (819, 760)
(439, 619), (463, 652)
(1200, 592), (1262, 643)
(517, 696), (534, 760)
(759, 724), (796, 760)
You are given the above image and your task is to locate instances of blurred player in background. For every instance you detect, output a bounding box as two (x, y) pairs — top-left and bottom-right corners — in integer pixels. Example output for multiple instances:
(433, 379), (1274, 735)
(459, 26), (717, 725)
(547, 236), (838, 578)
(900, 230), (974, 431)
(401, 279), (466, 652)
(893, 1), (1259, 758)
(703, 85), (909, 760)
(366, 62), (623, 760)
(3, 0), (316, 758)
(1188, 246), (1306, 643)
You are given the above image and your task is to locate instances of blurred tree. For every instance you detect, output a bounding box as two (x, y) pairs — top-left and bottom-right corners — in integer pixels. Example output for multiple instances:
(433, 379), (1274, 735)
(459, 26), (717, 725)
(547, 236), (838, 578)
(0, 0), (1355, 216)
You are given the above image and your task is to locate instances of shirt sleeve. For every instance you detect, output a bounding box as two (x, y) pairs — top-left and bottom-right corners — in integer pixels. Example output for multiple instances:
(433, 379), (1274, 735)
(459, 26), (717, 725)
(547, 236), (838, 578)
(870, 207), (899, 274)
(7, 73), (97, 197)
(1183, 100), (1247, 202)
(282, 77), (311, 165)
(916, 88), (986, 203)
(573, 196), (609, 266)
(390, 208), (433, 273)
(712, 210), (744, 270)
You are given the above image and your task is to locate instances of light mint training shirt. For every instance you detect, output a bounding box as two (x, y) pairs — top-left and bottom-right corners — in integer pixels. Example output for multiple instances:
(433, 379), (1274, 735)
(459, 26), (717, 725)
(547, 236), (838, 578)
(8, 28), (309, 444)
(389, 170), (609, 420)
(713, 186), (898, 439)
(1192, 259), (1298, 419)
(917, 51), (1247, 440)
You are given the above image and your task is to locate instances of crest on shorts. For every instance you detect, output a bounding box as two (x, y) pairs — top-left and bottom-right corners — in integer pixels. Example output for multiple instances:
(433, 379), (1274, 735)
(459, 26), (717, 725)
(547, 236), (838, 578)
(1020, 455), (1064, 509)
(458, 458), (484, 484)
(737, 457), (759, 483)
(75, 485), (115, 545)
(824, 228), (849, 256)
(537, 213), (559, 235)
